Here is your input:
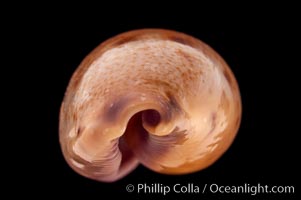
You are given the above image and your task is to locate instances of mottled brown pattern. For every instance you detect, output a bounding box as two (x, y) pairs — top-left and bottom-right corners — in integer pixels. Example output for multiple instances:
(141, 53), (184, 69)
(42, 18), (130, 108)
(209, 112), (217, 135)
(104, 97), (130, 122)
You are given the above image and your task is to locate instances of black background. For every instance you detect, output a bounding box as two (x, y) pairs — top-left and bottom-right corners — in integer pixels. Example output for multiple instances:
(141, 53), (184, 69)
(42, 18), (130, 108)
(13, 5), (299, 199)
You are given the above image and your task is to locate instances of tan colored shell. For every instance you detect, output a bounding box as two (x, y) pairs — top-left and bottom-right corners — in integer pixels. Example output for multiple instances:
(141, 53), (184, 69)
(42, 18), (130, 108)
(59, 29), (242, 182)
